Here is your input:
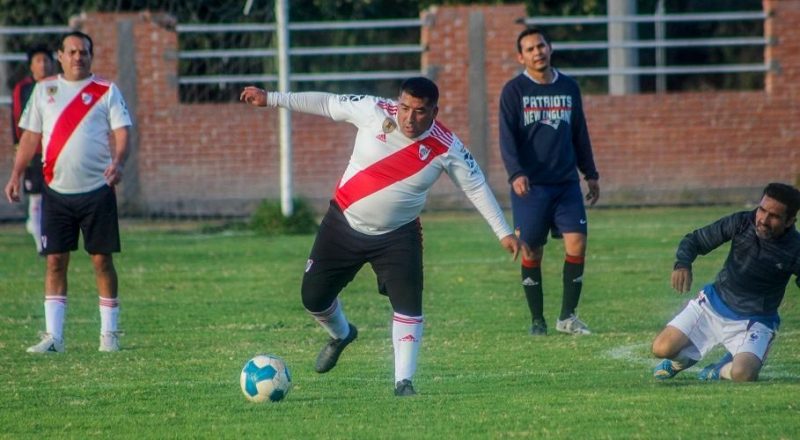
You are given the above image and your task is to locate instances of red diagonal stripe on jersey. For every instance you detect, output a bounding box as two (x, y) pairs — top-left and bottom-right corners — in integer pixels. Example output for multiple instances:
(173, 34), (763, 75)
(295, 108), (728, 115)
(43, 81), (110, 185)
(335, 134), (449, 210)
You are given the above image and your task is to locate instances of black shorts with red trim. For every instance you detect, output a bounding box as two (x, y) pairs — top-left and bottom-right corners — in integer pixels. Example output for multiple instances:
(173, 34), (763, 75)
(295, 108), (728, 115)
(41, 184), (121, 255)
(301, 200), (424, 317)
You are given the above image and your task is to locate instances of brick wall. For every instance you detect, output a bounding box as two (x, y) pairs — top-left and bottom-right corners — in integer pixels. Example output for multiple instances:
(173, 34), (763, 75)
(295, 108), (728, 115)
(1, 0), (797, 218)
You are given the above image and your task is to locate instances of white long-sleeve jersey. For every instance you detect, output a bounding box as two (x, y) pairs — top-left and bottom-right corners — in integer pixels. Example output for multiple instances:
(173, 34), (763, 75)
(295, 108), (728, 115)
(267, 92), (513, 239)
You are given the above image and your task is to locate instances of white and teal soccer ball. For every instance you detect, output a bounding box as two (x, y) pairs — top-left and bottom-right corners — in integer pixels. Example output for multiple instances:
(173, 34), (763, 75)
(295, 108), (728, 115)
(240, 354), (292, 403)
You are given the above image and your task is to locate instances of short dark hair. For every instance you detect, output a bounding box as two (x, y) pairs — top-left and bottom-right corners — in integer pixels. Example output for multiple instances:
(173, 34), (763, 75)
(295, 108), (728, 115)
(516, 27), (551, 53)
(399, 76), (439, 106)
(763, 182), (800, 219)
(60, 31), (93, 56)
(26, 45), (53, 64)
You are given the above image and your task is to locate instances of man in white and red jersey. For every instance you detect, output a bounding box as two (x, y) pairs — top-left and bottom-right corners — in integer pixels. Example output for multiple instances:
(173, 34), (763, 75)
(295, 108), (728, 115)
(4, 31), (132, 354)
(241, 77), (526, 396)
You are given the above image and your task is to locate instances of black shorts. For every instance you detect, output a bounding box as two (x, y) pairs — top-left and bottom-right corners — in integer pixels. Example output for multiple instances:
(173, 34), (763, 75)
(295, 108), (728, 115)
(23, 154), (44, 194)
(41, 184), (121, 255)
(301, 201), (424, 316)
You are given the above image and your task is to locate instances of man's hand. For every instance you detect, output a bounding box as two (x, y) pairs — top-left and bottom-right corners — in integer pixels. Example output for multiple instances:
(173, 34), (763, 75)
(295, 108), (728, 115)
(585, 179), (600, 206)
(104, 162), (124, 186)
(240, 86), (268, 107)
(511, 175), (529, 197)
(4, 173), (21, 203)
(671, 268), (692, 294)
(500, 234), (529, 261)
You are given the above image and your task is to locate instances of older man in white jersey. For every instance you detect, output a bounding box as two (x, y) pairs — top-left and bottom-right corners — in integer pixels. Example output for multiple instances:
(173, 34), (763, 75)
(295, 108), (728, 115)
(241, 77), (525, 396)
(4, 31), (132, 353)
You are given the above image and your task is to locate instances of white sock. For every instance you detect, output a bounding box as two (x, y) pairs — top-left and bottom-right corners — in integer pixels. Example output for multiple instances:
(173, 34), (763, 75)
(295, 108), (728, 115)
(44, 295), (67, 340)
(308, 299), (350, 339)
(99, 296), (119, 334)
(392, 312), (423, 383)
(720, 361), (733, 380)
(672, 346), (699, 370)
(28, 194), (42, 253)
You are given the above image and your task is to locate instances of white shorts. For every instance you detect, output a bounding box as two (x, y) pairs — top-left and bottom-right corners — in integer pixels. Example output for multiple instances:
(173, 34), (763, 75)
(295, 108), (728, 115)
(667, 290), (776, 362)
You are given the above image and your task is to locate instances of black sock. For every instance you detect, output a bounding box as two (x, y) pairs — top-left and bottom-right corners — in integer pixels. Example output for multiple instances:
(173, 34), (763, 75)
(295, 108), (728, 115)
(522, 259), (544, 322)
(560, 256), (584, 320)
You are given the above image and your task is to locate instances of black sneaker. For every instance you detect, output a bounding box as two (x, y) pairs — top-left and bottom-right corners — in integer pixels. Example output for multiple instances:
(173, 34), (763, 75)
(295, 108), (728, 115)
(394, 379), (416, 397)
(314, 323), (358, 373)
(529, 319), (547, 336)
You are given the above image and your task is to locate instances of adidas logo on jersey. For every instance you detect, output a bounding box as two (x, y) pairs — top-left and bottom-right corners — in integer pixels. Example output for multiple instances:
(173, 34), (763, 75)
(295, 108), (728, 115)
(522, 277), (539, 286)
(376, 133), (387, 143)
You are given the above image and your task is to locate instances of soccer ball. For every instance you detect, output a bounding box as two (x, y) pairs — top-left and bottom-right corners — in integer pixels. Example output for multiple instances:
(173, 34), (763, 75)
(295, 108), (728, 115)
(240, 354), (292, 403)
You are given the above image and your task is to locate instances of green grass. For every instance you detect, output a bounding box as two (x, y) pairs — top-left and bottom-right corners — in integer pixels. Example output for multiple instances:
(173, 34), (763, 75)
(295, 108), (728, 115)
(1, 206), (799, 439)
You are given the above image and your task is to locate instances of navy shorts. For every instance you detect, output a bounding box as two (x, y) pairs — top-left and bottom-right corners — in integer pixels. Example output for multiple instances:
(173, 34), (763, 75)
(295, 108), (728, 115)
(301, 201), (424, 317)
(511, 181), (587, 248)
(41, 184), (121, 255)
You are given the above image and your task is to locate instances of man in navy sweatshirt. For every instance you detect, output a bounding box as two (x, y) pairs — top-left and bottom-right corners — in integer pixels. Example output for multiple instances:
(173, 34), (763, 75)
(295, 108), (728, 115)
(499, 27), (600, 336)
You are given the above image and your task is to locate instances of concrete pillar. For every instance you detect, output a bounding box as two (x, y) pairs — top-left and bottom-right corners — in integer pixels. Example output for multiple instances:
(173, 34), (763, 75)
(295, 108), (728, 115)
(608, 0), (639, 95)
(467, 10), (488, 173)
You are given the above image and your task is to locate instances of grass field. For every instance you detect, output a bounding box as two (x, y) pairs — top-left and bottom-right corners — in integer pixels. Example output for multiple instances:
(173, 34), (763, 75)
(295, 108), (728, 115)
(1, 206), (799, 439)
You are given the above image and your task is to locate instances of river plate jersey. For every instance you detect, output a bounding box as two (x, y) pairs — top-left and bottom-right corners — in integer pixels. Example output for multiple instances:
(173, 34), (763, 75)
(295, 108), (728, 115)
(19, 74), (132, 194)
(268, 92), (513, 238)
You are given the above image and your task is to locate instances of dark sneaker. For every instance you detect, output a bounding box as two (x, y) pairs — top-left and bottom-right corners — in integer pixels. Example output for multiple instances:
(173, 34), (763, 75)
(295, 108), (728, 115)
(529, 319), (548, 336)
(394, 379), (416, 397)
(315, 323), (358, 373)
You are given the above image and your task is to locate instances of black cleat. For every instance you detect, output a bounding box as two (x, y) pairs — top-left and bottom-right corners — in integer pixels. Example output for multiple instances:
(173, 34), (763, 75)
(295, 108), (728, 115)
(315, 323), (358, 373)
(394, 379), (417, 397)
(529, 319), (548, 336)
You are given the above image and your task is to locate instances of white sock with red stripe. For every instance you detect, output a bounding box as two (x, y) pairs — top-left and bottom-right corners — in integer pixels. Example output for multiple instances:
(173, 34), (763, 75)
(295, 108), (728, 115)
(44, 295), (67, 341)
(393, 312), (423, 383)
(27, 194), (42, 253)
(99, 296), (119, 334)
(308, 299), (350, 339)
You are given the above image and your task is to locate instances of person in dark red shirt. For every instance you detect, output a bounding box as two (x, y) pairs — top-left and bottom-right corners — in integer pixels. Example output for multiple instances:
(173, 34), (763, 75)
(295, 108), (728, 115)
(11, 45), (54, 253)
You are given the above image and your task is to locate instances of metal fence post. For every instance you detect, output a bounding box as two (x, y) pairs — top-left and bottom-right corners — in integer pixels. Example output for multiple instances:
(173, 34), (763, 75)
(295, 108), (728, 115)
(276, 0), (293, 217)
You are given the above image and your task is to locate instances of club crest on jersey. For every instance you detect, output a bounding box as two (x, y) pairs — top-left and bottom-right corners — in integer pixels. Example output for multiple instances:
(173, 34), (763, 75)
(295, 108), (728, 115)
(81, 93), (93, 105)
(418, 145), (431, 161)
(382, 118), (396, 134)
(46, 86), (58, 96)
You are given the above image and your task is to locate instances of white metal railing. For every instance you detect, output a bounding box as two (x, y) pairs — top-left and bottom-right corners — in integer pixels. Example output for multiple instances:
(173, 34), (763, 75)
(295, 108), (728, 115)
(176, 18), (425, 86)
(0, 25), (71, 35)
(0, 25), (68, 105)
(524, 11), (769, 78)
(523, 10), (767, 25)
(0, 11), (772, 104)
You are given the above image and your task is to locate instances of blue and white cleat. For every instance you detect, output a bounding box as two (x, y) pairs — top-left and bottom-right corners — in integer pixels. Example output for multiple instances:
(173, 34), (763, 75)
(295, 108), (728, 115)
(653, 359), (679, 380)
(697, 352), (733, 381)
